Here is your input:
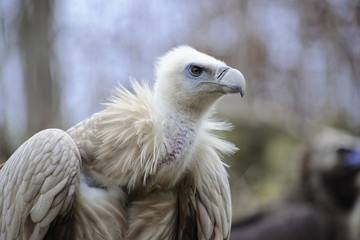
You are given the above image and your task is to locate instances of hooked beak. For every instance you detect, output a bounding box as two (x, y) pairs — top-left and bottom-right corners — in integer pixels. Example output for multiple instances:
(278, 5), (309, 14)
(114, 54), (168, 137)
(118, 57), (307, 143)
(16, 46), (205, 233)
(215, 66), (246, 97)
(196, 65), (246, 97)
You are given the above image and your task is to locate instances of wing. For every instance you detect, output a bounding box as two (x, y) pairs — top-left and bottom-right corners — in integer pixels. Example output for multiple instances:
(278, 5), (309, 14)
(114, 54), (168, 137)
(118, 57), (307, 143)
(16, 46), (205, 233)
(67, 113), (100, 165)
(0, 129), (81, 240)
(193, 156), (231, 240)
(179, 138), (232, 240)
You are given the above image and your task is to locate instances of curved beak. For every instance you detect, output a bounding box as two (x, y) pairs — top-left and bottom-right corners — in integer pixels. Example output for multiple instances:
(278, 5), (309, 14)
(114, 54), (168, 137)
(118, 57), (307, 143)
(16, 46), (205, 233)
(216, 66), (246, 97)
(196, 65), (246, 97)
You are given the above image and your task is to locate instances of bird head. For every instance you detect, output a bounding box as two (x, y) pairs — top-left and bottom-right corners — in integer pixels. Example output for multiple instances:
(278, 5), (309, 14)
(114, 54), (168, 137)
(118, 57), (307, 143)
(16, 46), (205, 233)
(154, 46), (246, 118)
(303, 127), (360, 211)
(307, 127), (360, 172)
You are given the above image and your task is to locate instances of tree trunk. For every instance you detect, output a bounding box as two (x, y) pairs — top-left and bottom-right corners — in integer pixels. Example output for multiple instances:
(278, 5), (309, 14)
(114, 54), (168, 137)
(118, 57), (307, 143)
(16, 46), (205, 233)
(19, 0), (56, 136)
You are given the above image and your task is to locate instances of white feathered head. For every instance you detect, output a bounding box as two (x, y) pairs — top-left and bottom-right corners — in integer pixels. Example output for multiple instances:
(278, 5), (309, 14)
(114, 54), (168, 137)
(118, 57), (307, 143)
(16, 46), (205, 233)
(154, 46), (246, 118)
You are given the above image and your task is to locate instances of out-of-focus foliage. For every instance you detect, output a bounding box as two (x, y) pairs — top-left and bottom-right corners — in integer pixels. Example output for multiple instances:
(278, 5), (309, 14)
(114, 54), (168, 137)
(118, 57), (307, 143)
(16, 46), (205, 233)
(225, 122), (303, 218)
(0, 0), (359, 220)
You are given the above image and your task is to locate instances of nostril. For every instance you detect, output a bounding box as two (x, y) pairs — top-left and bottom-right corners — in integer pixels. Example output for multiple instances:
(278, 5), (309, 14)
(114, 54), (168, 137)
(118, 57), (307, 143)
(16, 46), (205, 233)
(216, 66), (230, 80)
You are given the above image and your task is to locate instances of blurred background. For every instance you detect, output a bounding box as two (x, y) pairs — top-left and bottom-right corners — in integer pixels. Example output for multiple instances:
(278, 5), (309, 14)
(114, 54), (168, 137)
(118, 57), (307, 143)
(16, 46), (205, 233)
(0, 0), (359, 221)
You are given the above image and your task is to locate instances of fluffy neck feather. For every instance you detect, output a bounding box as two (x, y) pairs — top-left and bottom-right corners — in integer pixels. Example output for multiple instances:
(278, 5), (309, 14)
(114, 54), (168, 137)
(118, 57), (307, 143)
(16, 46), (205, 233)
(92, 82), (234, 192)
(93, 82), (201, 190)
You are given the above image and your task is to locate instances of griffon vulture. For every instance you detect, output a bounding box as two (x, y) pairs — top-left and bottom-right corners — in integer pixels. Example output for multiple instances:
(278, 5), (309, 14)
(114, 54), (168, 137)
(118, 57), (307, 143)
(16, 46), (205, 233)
(0, 46), (246, 240)
(231, 127), (360, 240)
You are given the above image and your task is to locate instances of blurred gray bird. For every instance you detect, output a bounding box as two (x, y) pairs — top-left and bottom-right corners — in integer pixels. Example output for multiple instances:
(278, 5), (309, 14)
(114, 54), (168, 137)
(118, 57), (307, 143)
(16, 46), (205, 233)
(231, 127), (360, 240)
(0, 46), (246, 240)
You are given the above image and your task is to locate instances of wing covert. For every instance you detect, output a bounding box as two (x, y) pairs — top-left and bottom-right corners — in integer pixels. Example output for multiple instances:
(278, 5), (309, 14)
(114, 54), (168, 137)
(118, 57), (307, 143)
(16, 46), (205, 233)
(190, 142), (232, 240)
(0, 129), (81, 240)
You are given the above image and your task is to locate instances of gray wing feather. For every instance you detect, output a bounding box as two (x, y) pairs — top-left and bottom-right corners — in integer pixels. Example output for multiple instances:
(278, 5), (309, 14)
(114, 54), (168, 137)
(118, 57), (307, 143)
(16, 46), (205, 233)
(178, 160), (231, 240)
(192, 153), (231, 240)
(67, 113), (100, 165)
(0, 129), (81, 240)
(193, 178), (231, 240)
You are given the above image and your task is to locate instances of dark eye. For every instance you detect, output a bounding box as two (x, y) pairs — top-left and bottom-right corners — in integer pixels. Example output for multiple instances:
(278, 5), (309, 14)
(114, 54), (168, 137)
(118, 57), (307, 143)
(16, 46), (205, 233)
(188, 65), (203, 77)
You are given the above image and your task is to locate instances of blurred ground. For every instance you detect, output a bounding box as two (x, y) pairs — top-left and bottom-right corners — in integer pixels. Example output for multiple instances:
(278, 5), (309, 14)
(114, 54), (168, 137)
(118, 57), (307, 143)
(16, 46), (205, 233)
(1, 0), (359, 222)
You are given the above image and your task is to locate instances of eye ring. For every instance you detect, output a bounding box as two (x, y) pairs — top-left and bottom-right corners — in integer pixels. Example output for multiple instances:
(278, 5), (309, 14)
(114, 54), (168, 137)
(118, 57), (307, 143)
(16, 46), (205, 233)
(188, 65), (204, 77)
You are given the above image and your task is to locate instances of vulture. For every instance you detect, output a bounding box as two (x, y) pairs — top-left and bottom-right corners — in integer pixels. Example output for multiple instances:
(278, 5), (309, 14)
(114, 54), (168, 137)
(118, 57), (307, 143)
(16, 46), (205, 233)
(0, 46), (246, 240)
(231, 127), (360, 240)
